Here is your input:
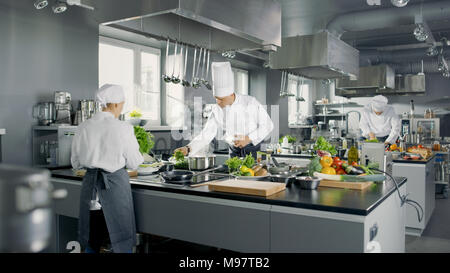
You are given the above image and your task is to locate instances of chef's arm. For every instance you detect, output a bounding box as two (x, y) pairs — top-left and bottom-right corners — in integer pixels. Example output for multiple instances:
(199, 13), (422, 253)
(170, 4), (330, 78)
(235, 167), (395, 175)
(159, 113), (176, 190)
(248, 103), (274, 146)
(70, 130), (81, 169)
(124, 126), (144, 169)
(359, 112), (372, 138)
(386, 113), (401, 144)
(187, 114), (218, 155)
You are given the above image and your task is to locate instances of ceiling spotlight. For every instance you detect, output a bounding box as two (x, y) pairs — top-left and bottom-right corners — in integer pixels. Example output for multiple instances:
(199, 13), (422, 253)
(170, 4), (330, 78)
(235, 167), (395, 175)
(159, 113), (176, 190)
(52, 1), (67, 13)
(391, 0), (409, 7)
(221, 51), (236, 59)
(34, 0), (48, 9)
(426, 46), (439, 57)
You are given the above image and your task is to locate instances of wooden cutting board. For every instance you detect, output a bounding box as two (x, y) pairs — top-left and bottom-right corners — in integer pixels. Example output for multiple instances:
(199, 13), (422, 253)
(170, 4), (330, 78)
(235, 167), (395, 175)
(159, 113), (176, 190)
(319, 179), (373, 190)
(74, 169), (138, 177)
(208, 179), (286, 197)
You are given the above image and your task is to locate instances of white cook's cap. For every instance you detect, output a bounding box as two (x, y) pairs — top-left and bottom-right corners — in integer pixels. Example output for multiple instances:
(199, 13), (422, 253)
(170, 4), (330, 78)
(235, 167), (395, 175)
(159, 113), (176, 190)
(211, 62), (234, 97)
(95, 84), (125, 107)
(371, 95), (388, 112)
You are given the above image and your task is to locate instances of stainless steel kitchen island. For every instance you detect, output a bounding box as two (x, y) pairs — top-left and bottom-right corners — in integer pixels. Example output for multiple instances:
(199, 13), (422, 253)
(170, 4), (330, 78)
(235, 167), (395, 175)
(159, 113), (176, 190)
(50, 169), (407, 253)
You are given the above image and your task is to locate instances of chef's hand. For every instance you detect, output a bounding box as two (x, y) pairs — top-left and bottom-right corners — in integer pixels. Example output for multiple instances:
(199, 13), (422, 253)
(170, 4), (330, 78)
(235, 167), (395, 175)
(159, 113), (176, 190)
(369, 132), (376, 140)
(175, 146), (189, 156)
(233, 135), (251, 148)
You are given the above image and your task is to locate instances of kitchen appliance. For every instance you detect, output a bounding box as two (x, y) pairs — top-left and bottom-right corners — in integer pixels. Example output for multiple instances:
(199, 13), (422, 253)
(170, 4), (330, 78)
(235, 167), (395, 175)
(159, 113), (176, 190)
(54, 91), (72, 125)
(360, 142), (393, 175)
(160, 165), (226, 184)
(33, 102), (56, 126)
(0, 164), (66, 252)
(32, 125), (77, 167)
(79, 99), (101, 120)
(401, 118), (440, 142)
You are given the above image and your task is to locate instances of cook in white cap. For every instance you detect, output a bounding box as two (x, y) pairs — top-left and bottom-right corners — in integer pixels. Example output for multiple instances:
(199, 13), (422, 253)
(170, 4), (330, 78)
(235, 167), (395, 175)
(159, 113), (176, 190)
(71, 84), (143, 253)
(175, 62), (274, 159)
(359, 95), (401, 144)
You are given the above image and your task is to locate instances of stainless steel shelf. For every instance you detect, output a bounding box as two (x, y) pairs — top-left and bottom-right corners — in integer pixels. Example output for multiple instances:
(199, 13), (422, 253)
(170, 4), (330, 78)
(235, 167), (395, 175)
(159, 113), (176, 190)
(314, 103), (362, 107)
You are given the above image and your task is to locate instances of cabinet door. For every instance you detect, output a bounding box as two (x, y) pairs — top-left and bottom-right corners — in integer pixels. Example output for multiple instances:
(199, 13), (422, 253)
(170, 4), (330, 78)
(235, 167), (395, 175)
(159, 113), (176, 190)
(133, 189), (271, 252)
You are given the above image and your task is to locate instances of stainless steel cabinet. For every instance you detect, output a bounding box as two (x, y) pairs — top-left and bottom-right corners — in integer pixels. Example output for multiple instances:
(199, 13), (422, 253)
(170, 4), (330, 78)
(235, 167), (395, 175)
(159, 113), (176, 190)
(393, 159), (435, 236)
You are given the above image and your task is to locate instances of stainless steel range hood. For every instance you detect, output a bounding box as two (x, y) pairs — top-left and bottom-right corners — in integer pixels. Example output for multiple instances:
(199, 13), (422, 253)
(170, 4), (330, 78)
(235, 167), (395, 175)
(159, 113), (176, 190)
(335, 65), (426, 97)
(336, 65), (395, 90)
(99, 0), (281, 52)
(268, 32), (359, 79)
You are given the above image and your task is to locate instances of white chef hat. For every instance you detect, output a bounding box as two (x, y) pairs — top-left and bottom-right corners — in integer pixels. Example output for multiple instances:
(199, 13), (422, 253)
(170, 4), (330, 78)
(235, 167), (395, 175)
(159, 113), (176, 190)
(95, 84), (125, 107)
(371, 95), (388, 112)
(211, 62), (234, 97)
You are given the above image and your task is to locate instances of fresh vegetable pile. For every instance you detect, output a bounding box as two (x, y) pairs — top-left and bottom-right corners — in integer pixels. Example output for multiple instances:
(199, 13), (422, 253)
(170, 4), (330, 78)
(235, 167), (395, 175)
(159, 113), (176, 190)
(173, 150), (189, 169)
(225, 155), (267, 177)
(307, 137), (383, 181)
(279, 135), (297, 144)
(134, 126), (155, 155)
(313, 136), (337, 156)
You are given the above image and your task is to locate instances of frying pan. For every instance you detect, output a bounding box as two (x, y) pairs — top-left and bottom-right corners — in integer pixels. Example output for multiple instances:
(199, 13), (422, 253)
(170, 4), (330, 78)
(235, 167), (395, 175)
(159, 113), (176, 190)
(160, 164), (228, 184)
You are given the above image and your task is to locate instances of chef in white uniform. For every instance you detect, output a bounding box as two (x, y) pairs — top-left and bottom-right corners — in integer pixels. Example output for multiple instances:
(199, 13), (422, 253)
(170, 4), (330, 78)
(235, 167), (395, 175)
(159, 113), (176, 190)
(359, 95), (401, 144)
(175, 62), (274, 159)
(71, 84), (143, 253)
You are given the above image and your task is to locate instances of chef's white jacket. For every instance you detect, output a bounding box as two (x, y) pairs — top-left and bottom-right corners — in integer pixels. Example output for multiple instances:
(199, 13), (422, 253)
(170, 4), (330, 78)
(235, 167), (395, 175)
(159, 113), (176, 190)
(188, 94), (274, 155)
(71, 111), (144, 173)
(359, 104), (401, 144)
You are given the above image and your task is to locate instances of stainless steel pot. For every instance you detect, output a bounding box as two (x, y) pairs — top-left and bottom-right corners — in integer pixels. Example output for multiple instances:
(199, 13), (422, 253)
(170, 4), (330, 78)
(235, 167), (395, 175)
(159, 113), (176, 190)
(0, 164), (67, 252)
(187, 155), (216, 171)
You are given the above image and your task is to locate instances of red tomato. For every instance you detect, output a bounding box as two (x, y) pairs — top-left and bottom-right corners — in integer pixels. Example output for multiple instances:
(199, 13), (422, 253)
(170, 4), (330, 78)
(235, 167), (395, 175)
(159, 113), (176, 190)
(351, 161), (358, 166)
(333, 157), (341, 163)
(418, 144), (424, 149)
(334, 160), (343, 168)
(337, 169), (346, 175)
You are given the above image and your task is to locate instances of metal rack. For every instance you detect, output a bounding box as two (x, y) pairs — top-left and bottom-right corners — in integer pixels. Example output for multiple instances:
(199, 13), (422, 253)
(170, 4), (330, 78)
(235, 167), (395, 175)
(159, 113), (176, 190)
(435, 151), (449, 198)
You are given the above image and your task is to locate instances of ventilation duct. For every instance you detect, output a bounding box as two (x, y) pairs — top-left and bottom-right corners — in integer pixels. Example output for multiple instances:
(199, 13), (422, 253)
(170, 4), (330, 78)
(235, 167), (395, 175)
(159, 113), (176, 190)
(327, 0), (450, 38)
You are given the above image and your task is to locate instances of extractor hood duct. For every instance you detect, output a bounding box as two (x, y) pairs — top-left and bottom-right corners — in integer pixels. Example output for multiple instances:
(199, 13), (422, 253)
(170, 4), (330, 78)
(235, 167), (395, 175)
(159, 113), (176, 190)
(100, 0), (281, 52)
(327, 0), (450, 38)
(335, 65), (426, 97)
(336, 65), (395, 91)
(268, 32), (359, 79)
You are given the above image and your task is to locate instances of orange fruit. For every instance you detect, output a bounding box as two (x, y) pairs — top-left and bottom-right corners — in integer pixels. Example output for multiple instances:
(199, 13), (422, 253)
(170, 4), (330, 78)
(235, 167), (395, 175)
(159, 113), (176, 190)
(390, 144), (398, 151)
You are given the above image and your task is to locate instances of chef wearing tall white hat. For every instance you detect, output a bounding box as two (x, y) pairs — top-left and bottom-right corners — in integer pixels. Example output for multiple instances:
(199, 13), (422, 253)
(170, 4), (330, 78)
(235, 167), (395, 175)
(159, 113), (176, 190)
(71, 84), (143, 253)
(175, 61), (274, 159)
(359, 95), (401, 144)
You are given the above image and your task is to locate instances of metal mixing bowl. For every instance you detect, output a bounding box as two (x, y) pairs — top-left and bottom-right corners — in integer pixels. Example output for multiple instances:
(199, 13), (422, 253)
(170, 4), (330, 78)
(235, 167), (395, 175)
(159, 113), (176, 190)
(295, 176), (322, 190)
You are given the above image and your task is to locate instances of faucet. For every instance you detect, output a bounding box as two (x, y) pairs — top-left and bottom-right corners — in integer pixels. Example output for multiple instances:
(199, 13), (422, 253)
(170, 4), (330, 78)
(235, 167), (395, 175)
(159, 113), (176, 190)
(345, 110), (361, 137)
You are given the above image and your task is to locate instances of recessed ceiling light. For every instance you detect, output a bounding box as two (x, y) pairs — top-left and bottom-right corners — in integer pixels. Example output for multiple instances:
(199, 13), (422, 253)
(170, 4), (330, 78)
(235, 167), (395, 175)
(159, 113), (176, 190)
(391, 0), (409, 7)
(52, 1), (67, 13)
(34, 0), (48, 9)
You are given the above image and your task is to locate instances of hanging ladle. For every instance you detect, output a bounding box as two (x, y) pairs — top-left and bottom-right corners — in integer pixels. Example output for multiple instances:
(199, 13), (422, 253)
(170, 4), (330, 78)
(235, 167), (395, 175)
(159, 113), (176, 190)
(296, 77), (305, 102)
(182, 45), (191, 87)
(190, 46), (198, 87)
(280, 71), (286, 97)
(170, 40), (179, 84)
(162, 38), (172, 83)
(171, 43), (182, 84)
(202, 49), (212, 90)
(192, 47), (203, 89)
(285, 72), (295, 97)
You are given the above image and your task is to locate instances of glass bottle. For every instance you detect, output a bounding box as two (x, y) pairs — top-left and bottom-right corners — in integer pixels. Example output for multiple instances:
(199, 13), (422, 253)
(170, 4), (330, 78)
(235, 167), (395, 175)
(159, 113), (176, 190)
(348, 146), (359, 165)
